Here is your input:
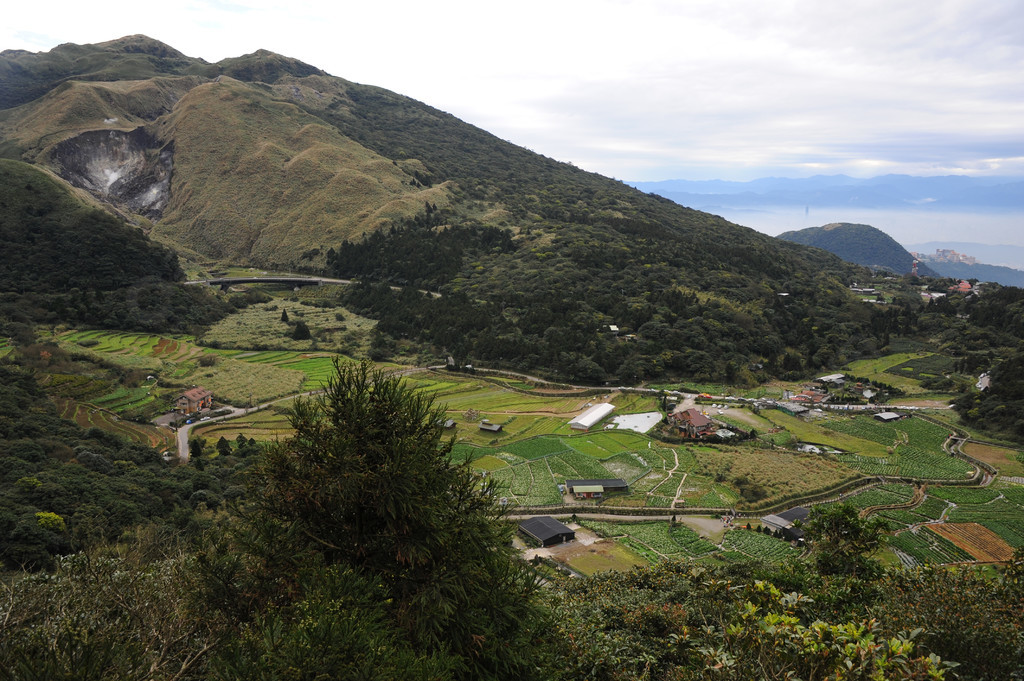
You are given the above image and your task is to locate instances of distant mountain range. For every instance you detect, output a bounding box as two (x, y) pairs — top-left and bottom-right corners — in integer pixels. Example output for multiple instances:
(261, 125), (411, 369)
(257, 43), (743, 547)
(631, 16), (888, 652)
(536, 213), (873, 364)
(630, 175), (1024, 212)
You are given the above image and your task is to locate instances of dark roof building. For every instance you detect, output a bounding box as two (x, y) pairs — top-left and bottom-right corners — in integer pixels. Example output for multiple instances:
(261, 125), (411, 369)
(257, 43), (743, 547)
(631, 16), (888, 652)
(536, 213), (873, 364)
(519, 516), (575, 547)
(760, 506), (810, 542)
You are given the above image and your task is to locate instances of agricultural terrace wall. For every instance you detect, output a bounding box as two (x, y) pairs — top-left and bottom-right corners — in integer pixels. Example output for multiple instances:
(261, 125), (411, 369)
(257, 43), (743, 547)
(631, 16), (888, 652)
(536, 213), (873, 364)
(915, 415), (997, 479)
(513, 476), (879, 518)
(433, 368), (607, 398)
(731, 476), (880, 517)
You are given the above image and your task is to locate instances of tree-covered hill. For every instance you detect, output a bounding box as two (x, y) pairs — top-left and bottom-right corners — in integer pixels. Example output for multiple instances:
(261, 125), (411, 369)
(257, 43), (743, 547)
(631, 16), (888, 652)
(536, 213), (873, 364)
(777, 222), (939, 277)
(0, 159), (230, 334)
(0, 159), (181, 291)
(0, 362), (256, 571)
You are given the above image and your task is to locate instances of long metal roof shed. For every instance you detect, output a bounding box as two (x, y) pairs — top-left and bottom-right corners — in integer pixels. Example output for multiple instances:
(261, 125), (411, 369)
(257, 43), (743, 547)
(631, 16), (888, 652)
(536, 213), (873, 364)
(569, 402), (615, 430)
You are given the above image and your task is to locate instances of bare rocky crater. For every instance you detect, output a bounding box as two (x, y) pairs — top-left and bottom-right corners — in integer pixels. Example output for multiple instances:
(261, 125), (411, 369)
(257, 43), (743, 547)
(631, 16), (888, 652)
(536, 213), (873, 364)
(51, 128), (173, 218)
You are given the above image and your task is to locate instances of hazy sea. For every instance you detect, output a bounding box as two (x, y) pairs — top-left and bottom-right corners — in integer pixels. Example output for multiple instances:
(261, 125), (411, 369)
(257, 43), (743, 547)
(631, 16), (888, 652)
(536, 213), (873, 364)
(709, 206), (1024, 267)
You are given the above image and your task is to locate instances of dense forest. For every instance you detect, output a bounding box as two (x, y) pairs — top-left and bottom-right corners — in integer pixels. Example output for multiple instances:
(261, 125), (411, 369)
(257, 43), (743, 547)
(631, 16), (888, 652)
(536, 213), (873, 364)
(0, 362), (261, 571)
(327, 212), (917, 384)
(777, 223), (939, 277)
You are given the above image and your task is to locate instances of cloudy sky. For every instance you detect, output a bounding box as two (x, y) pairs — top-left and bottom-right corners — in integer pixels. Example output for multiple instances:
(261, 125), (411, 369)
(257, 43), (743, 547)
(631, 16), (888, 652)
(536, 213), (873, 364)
(4, 0), (1024, 182)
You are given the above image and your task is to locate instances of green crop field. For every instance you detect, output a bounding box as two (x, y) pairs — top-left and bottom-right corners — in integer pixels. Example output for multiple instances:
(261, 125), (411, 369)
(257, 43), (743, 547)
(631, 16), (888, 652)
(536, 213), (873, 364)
(843, 353), (932, 393)
(843, 484), (915, 509)
(581, 520), (717, 560)
(927, 487), (1000, 504)
(887, 528), (974, 566)
(885, 354), (955, 381)
(824, 416), (975, 481)
(762, 411), (890, 456)
(200, 298), (377, 355)
(721, 529), (799, 561)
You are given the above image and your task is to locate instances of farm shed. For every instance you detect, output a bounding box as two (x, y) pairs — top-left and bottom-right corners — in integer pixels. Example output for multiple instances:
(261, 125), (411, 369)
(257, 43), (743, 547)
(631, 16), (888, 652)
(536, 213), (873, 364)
(816, 373), (846, 387)
(565, 478), (629, 499)
(760, 506), (809, 542)
(874, 412), (903, 422)
(569, 403), (616, 431)
(176, 387), (213, 414)
(780, 404), (810, 417)
(479, 420), (503, 432)
(519, 516), (575, 547)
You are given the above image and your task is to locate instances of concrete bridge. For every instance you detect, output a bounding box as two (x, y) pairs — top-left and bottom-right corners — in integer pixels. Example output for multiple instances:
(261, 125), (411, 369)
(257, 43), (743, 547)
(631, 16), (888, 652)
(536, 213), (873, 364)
(184, 276), (353, 289)
(185, 275), (441, 297)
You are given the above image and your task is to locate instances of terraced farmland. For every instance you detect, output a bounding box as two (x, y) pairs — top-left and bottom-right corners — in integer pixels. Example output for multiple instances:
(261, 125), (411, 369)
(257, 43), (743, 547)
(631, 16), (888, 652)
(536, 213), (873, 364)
(888, 528), (974, 566)
(945, 493), (1024, 549)
(56, 330), (342, 404)
(191, 405), (294, 444)
(844, 483), (915, 509)
(826, 416), (975, 480)
(582, 521), (717, 559)
(464, 433), (665, 507)
(54, 397), (174, 450)
(926, 523), (1014, 562)
(721, 529), (800, 561)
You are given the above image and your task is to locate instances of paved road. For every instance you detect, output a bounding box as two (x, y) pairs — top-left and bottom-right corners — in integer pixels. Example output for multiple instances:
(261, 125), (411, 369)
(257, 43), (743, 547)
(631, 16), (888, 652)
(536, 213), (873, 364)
(174, 390), (325, 462)
(184, 276), (353, 287)
(185, 275), (441, 297)
(173, 367), (428, 461)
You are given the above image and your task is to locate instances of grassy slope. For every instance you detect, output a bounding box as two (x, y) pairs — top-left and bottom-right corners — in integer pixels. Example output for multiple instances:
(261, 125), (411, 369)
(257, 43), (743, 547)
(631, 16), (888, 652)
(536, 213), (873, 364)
(153, 77), (450, 263)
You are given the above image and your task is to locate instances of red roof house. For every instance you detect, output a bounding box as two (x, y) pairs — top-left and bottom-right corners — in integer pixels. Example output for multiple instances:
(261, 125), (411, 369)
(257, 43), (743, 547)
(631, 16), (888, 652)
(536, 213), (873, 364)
(176, 387), (213, 414)
(670, 407), (715, 438)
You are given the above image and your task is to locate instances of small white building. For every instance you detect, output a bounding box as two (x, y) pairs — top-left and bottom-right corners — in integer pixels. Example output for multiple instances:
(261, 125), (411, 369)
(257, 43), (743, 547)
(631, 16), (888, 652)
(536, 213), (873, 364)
(569, 403), (615, 431)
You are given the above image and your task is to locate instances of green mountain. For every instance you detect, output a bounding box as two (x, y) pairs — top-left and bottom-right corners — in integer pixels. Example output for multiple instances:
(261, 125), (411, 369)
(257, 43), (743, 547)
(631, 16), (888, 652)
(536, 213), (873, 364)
(1, 36), (900, 382)
(777, 223), (939, 277)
